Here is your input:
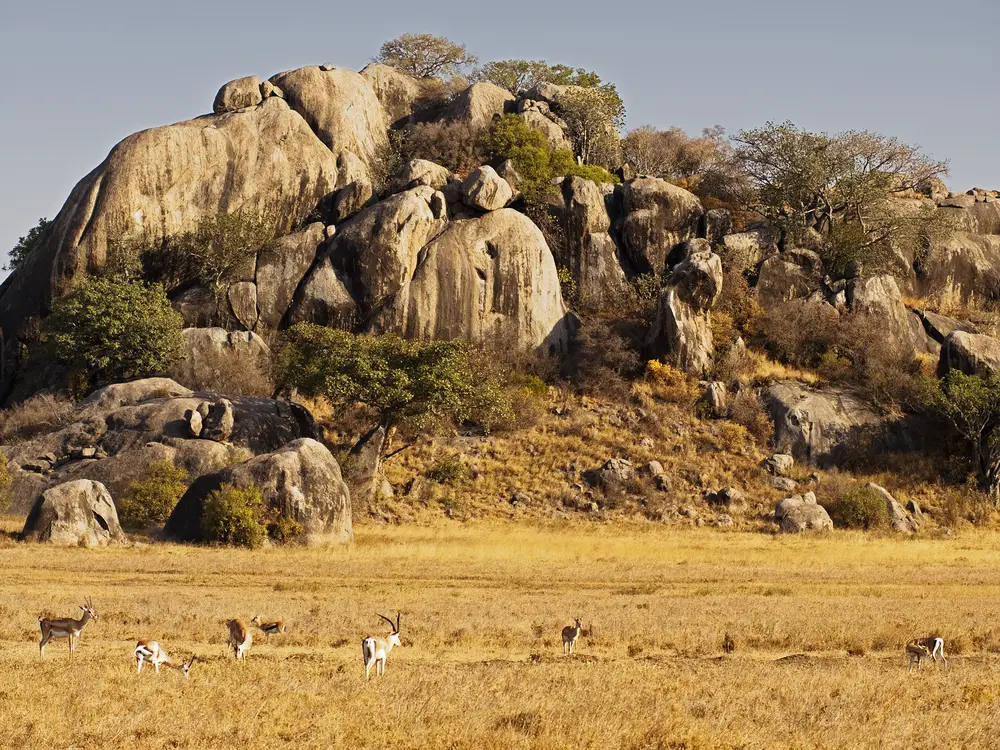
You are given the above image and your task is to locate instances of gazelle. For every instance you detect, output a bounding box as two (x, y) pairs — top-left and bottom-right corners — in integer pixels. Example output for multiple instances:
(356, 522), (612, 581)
(134, 640), (196, 678)
(39, 597), (97, 657)
(362, 613), (401, 679)
(907, 637), (948, 671)
(562, 617), (583, 655)
(228, 619), (253, 661)
(251, 615), (287, 643)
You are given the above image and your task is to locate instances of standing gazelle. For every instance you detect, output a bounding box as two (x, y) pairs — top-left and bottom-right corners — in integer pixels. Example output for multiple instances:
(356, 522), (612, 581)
(907, 637), (948, 671)
(362, 613), (401, 679)
(39, 597), (97, 657)
(251, 615), (287, 643)
(134, 641), (198, 679)
(562, 617), (583, 655)
(228, 619), (253, 662)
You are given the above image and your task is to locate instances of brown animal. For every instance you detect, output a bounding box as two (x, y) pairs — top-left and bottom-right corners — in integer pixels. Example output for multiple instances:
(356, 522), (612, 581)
(228, 619), (253, 661)
(251, 615), (287, 643)
(39, 597), (97, 657)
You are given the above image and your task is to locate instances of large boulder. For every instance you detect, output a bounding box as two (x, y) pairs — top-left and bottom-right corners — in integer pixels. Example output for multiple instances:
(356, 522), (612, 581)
(390, 159), (452, 194)
(441, 83), (514, 130)
(917, 233), (1000, 304)
(269, 66), (390, 183)
(0, 96), (339, 393)
(780, 504), (833, 533)
(78, 378), (192, 419)
(645, 249), (723, 376)
(164, 438), (352, 545)
(227, 282), (259, 331)
(462, 166), (513, 211)
(342, 426), (386, 513)
(918, 310), (978, 345)
(360, 63), (422, 127)
(330, 179), (374, 223)
(847, 275), (935, 355)
(213, 76), (263, 114)
(755, 249), (823, 304)
(21, 480), (126, 546)
(721, 229), (778, 270)
(376, 209), (575, 355)
(938, 331), (1000, 378)
(255, 222), (326, 329)
(168, 328), (270, 391)
(559, 176), (629, 306)
(619, 177), (703, 275)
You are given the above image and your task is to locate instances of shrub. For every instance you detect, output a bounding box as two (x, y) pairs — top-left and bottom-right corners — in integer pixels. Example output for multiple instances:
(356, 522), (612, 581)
(565, 318), (643, 397)
(267, 515), (305, 544)
(729, 389), (773, 445)
(0, 393), (75, 444)
(823, 485), (889, 530)
(426, 456), (469, 484)
(400, 121), (485, 176)
(200, 483), (267, 549)
(6, 217), (51, 272)
(645, 360), (700, 405)
(41, 275), (184, 394)
(0, 454), (12, 513)
(117, 461), (189, 527)
(480, 115), (556, 207)
(171, 210), (273, 292)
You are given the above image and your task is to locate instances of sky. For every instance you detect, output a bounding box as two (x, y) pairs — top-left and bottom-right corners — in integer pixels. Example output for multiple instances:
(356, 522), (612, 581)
(2, 0), (997, 270)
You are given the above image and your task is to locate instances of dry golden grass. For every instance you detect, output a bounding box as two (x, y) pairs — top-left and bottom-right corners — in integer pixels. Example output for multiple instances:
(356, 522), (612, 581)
(2, 521), (1000, 748)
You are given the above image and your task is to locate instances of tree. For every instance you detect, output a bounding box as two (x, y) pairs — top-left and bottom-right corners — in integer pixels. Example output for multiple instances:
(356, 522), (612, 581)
(374, 34), (477, 79)
(733, 122), (949, 276)
(6, 217), (51, 272)
(276, 324), (512, 444)
(172, 210), (273, 292)
(921, 369), (1000, 499)
(557, 87), (624, 169)
(622, 126), (729, 183)
(41, 274), (184, 393)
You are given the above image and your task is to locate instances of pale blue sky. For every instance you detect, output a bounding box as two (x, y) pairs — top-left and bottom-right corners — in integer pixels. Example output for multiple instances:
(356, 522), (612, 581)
(2, 0), (997, 267)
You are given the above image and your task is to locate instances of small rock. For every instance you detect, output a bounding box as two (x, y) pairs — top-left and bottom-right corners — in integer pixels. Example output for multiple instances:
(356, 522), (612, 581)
(639, 437), (655, 450)
(319, 63), (336, 71)
(695, 518), (706, 527)
(764, 454), (795, 477)
(906, 499), (923, 518)
(716, 514), (734, 528)
(185, 408), (204, 438)
(598, 458), (635, 490)
(646, 460), (664, 476)
(461, 166), (513, 211)
(654, 474), (671, 492)
(771, 477), (798, 492)
(587, 502), (600, 513)
(780, 504), (833, 533)
(703, 381), (728, 418)
(709, 487), (746, 511)
(202, 399), (235, 442)
(510, 490), (532, 506)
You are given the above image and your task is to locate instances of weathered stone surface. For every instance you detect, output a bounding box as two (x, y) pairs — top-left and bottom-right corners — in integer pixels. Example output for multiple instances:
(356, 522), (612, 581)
(255, 222), (326, 329)
(213, 76), (263, 113)
(619, 177), (703, 275)
(269, 66), (390, 183)
(598, 458), (635, 489)
(441, 82), (514, 129)
(755, 249), (823, 304)
(360, 63), (422, 126)
(559, 176), (629, 306)
(286, 260), (357, 328)
(865, 482), (917, 533)
(704, 382), (728, 418)
(227, 281), (259, 330)
(79, 378), (192, 419)
(390, 159), (452, 194)
(186, 408), (203, 438)
(709, 487), (746, 511)
(331, 178), (374, 223)
(918, 310), (978, 345)
(780, 503), (832, 533)
(462, 166), (513, 211)
(518, 106), (571, 151)
(765, 453), (795, 477)
(165, 438), (352, 545)
(847, 275), (934, 355)
(721, 229), (778, 270)
(21, 480), (126, 546)
(342, 426), (386, 513)
(918, 233), (1000, 304)
(775, 491), (817, 520)
(938, 331), (1000, 378)
(201, 399), (235, 442)
(168, 328), (270, 391)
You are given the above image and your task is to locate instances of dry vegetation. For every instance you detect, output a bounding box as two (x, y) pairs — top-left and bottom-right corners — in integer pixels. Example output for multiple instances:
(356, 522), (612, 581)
(1, 522), (1000, 748)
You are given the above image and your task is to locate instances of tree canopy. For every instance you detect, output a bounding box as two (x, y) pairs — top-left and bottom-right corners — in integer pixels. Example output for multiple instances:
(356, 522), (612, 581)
(374, 34), (477, 79)
(6, 217), (51, 272)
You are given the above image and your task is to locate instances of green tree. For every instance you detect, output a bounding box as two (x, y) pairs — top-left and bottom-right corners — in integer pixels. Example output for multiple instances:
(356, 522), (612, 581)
(172, 210), (273, 292)
(556, 87), (624, 169)
(476, 59), (623, 114)
(733, 122), (950, 276)
(374, 34), (477, 79)
(6, 217), (51, 272)
(41, 275), (184, 393)
(921, 369), (1000, 499)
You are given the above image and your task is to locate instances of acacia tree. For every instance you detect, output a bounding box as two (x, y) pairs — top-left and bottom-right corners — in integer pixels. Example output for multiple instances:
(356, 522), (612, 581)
(374, 34), (477, 79)
(733, 122), (949, 275)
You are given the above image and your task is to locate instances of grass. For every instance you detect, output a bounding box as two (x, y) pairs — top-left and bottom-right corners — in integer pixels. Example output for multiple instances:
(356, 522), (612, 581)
(2, 520), (1000, 747)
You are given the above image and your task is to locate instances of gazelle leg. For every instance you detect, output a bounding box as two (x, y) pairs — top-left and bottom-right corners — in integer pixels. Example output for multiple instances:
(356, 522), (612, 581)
(154, 661), (160, 673)
(137, 656), (143, 673)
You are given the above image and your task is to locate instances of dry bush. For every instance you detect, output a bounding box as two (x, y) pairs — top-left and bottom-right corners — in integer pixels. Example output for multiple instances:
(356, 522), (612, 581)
(644, 360), (700, 406)
(400, 121), (485, 175)
(0, 393), (75, 444)
(563, 318), (644, 398)
(728, 388), (773, 445)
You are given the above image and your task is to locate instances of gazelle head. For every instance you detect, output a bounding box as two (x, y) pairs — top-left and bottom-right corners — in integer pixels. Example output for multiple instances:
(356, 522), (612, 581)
(251, 615), (262, 626)
(181, 655), (197, 680)
(80, 597), (98, 622)
(378, 612), (402, 648)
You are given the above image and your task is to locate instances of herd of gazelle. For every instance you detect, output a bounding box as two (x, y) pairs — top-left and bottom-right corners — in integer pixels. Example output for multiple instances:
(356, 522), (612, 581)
(37, 598), (951, 677)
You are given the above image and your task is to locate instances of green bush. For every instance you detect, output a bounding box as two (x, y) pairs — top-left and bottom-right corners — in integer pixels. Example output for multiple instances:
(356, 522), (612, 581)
(267, 515), (305, 544)
(200, 483), (267, 549)
(426, 456), (470, 484)
(824, 486), (889, 530)
(117, 461), (189, 527)
(41, 274), (184, 394)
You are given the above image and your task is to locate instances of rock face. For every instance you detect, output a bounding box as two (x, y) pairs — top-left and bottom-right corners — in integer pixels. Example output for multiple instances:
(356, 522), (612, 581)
(918, 310), (978, 345)
(214, 76), (263, 113)
(164, 438), (352, 545)
(269, 65), (389, 181)
(646, 248), (723, 376)
(462, 166), (513, 211)
(255, 222), (326, 329)
(847, 275), (933, 355)
(360, 63), (422, 127)
(331, 179), (374, 223)
(619, 177), (703, 275)
(21, 480), (126, 546)
(918, 233), (1000, 304)
(168, 328), (270, 391)
(441, 82), (514, 129)
(391, 159), (452, 194)
(938, 331), (1000, 378)
(755, 250), (823, 304)
(0, 96), (339, 391)
(559, 177), (629, 306)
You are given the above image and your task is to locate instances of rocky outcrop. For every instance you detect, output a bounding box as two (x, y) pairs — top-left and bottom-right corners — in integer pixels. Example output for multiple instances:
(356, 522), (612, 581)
(462, 166), (513, 211)
(255, 222), (326, 329)
(847, 275), (935, 355)
(721, 229), (777, 270)
(646, 248), (723, 376)
(21, 480), (126, 546)
(441, 82), (514, 129)
(360, 63), (422, 127)
(168, 328), (270, 391)
(164, 438), (352, 545)
(918, 233), (1000, 304)
(390, 159), (452, 194)
(865, 483), (918, 533)
(269, 65), (390, 182)
(559, 177), (629, 306)
(214, 76), (263, 113)
(619, 177), (703, 275)
(343, 426), (386, 513)
(755, 250), (823, 304)
(938, 331), (1000, 378)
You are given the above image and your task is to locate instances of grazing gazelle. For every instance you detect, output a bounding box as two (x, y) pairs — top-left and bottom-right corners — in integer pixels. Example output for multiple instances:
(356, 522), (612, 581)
(228, 619), (253, 662)
(39, 597), (97, 657)
(251, 615), (287, 643)
(562, 617), (583, 655)
(907, 637), (948, 671)
(362, 613), (401, 679)
(134, 640), (196, 678)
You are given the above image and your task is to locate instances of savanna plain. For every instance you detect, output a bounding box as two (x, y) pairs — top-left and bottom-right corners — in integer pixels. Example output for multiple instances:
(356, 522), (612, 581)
(2, 520), (1000, 749)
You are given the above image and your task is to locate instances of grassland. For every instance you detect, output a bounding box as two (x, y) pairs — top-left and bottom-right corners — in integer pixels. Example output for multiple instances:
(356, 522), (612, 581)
(2, 520), (1000, 748)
